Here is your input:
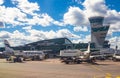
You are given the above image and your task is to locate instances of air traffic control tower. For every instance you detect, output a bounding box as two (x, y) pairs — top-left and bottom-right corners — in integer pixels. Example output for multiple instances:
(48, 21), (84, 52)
(89, 16), (110, 48)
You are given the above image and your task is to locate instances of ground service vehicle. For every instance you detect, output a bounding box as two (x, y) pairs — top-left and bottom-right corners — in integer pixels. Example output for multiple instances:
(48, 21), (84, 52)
(23, 51), (45, 61)
(59, 42), (96, 64)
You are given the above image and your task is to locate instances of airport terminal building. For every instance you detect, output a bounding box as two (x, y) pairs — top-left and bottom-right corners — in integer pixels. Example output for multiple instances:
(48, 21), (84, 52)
(12, 38), (95, 55)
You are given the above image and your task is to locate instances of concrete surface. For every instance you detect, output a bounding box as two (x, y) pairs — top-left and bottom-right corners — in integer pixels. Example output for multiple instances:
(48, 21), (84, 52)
(0, 59), (120, 78)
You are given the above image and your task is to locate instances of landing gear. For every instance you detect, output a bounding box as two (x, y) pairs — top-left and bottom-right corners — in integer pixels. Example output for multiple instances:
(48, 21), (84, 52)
(112, 57), (117, 62)
(6, 56), (23, 63)
(62, 57), (82, 64)
(86, 57), (96, 64)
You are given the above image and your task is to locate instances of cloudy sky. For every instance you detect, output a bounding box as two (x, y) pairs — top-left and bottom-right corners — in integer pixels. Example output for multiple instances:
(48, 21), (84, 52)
(0, 0), (120, 49)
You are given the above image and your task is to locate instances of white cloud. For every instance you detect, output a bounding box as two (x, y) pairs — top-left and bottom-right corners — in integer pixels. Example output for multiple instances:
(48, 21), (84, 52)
(0, 6), (27, 26)
(108, 36), (120, 49)
(72, 34), (91, 43)
(73, 26), (88, 32)
(63, 0), (108, 27)
(104, 10), (120, 33)
(56, 29), (80, 39)
(0, 0), (58, 27)
(0, 30), (31, 46)
(27, 13), (54, 26)
(0, 29), (81, 47)
(1, 0), (120, 30)
(0, 0), (4, 5)
(63, 6), (87, 26)
(105, 10), (120, 24)
(26, 29), (47, 40)
(10, 0), (65, 27)
(12, 0), (40, 15)
(53, 21), (65, 26)
(27, 29), (80, 40)
(11, 30), (25, 39)
(83, 0), (108, 17)
(0, 31), (10, 39)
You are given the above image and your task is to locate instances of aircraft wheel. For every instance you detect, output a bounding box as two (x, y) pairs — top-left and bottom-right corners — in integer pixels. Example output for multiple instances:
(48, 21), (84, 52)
(77, 60), (81, 64)
(113, 58), (117, 62)
(31, 56), (35, 61)
(91, 57), (96, 63)
(13, 58), (16, 63)
(86, 59), (94, 63)
(6, 58), (9, 61)
(65, 61), (69, 64)
(23, 58), (26, 61)
(18, 57), (22, 62)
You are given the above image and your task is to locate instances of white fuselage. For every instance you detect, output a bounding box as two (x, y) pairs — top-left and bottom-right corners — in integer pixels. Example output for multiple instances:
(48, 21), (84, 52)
(23, 51), (45, 60)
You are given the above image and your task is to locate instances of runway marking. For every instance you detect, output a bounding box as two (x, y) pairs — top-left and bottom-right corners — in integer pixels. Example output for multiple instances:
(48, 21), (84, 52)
(91, 65), (120, 78)
(90, 65), (113, 78)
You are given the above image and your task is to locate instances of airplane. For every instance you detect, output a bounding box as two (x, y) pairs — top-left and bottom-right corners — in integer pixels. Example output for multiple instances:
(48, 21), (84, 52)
(3, 40), (45, 62)
(59, 42), (105, 64)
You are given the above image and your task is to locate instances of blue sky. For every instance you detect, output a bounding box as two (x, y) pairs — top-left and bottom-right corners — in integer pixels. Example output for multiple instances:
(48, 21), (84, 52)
(0, 0), (120, 49)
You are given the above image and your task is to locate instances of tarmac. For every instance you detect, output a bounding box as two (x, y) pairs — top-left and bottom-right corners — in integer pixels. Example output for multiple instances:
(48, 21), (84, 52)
(0, 59), (120, 78)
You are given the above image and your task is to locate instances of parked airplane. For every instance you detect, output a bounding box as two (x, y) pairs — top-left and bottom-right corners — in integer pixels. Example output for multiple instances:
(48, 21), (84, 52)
(3, 40), (45, 62)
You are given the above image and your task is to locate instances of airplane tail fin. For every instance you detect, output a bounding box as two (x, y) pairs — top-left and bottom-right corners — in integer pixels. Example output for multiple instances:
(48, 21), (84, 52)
(4, 40), (14, 53)
(84, 42), (91, 55)
(83, 42), (91, 59)
(87, 42), (91, 53)
(4, 40), (11, 47)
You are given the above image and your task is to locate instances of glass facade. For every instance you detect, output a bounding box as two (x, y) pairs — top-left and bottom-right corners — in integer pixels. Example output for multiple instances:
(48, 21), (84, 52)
(92, 26), (109, 32)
